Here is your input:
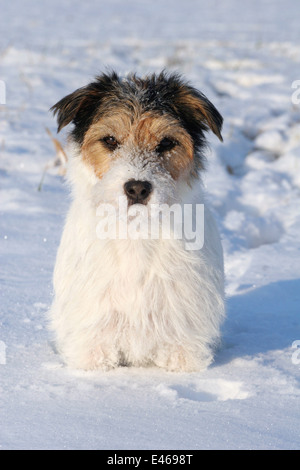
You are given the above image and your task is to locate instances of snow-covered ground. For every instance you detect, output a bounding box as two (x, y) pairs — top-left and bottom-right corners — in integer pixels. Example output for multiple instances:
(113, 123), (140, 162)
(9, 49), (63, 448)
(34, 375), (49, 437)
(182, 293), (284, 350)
(1, 0), (300, 450)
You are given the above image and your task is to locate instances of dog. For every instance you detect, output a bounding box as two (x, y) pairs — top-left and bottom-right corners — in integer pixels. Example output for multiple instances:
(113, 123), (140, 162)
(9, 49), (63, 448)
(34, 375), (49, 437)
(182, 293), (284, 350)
(49, 71), (225, 372)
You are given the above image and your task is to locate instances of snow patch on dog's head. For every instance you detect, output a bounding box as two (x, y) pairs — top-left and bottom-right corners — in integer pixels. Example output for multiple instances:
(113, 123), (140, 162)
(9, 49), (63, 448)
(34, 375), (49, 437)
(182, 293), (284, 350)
(91, 149), (176, 209)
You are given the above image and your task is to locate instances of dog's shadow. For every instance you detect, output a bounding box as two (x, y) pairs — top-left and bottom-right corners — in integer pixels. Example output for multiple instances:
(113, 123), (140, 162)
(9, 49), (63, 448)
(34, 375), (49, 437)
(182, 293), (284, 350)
(215, 278), (300, 365)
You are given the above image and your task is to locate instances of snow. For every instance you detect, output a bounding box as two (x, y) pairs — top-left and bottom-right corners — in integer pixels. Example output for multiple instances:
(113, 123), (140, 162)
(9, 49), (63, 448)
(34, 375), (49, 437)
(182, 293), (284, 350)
(0, 0), (300, 450)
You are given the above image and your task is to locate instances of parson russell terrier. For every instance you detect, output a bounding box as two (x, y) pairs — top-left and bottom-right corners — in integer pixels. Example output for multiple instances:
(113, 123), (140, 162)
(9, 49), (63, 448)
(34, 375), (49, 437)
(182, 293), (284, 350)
(49, 71), (225, 372)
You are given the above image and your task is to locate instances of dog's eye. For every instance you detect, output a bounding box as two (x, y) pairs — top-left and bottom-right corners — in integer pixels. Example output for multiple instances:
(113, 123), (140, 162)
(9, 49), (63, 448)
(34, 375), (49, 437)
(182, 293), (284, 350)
(156, 138), (177, 154)
(101, 136), (119, 151)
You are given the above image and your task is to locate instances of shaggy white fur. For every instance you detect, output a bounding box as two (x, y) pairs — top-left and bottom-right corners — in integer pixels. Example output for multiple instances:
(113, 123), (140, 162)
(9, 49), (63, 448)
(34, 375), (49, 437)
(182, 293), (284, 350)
(49, 145), (225, 372)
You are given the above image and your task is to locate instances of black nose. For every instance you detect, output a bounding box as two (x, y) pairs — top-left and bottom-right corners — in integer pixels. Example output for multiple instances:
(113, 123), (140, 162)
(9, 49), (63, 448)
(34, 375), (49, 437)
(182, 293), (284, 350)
(124, 180), (153, 205)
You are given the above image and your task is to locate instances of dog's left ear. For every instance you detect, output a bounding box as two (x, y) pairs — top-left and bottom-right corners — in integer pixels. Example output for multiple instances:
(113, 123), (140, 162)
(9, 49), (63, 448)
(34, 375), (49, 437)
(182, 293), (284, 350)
(174, 84), (223, 142)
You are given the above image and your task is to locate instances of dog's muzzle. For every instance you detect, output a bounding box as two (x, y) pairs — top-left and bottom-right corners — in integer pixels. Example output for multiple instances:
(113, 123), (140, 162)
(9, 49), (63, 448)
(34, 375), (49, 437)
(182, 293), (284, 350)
(124, 179), (153, 205)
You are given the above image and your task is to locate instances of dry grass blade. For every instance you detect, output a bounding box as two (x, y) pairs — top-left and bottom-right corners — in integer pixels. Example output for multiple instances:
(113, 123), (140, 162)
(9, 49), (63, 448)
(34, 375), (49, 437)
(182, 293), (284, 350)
(45, 127), (68, 166)
(38, 128), (68, 191)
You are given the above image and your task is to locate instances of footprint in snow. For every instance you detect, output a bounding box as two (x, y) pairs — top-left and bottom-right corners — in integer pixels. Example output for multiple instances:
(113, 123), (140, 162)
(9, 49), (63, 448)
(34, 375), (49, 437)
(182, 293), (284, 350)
(156, 379), (250, 403)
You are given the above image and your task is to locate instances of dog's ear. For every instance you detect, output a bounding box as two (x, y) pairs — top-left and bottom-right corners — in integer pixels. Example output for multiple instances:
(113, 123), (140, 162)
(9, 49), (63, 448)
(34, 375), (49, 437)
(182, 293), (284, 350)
(181, 89), (223, 142)
(50, 85), (99, 133)
(51, 88), (86, 133)
(50, 72), (121, 140)
(170, 78), (223, 143)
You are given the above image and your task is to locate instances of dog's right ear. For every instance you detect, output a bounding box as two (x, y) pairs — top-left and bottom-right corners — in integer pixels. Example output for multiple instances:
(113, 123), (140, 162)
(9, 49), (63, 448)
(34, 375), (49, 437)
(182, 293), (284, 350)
(50, 72), (121, 141)
(50, 86), (96, 133)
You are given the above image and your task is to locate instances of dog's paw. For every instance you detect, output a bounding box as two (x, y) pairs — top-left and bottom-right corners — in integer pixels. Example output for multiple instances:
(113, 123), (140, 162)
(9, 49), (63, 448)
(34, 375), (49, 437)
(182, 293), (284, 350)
(64, 345), (120, 371)
(89, 349), (121, 371)
(154, 345), (212, 372)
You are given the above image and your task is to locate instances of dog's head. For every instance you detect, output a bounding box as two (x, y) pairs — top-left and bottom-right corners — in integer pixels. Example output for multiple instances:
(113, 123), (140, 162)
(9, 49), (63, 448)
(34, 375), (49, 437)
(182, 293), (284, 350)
(51, 71), (223, 206)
